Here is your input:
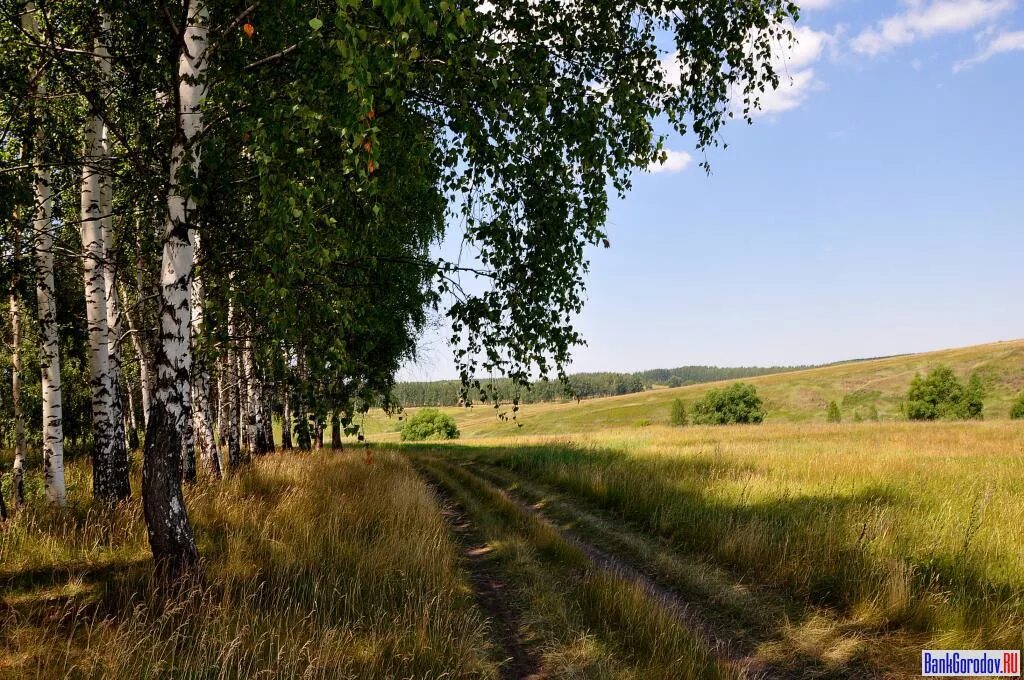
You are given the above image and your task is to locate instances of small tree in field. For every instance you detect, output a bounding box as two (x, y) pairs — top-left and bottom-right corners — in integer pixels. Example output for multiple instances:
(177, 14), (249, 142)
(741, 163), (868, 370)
(691, 383), (765, 425)
(905, 366), (984, 421)
(670, 398), (688, 426)
(401, 409), (460, 441)
(1011, 392), (1024, 420)
(826, 400), (841, 423)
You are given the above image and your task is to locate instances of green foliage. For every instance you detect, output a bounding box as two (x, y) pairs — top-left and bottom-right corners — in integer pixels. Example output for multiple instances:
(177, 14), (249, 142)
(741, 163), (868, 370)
(905, 366), (985, 421)
(393, 364), (818, 407)
(866, 404), (880, 421)
(400, 409), (460, 441)
(826, 400), (841, 423)
(691, 383), (765, 425)
(1010, 393), (1024, 420)
(669, 399), (688, 426)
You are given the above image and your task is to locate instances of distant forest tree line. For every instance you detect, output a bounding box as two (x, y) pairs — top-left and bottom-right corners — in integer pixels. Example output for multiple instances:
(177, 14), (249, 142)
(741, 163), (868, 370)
(394, 365), (813, 407)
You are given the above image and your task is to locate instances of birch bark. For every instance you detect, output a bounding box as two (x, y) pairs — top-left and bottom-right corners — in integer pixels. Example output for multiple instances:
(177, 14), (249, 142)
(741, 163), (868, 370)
(81, 12), (128, 503)
(10, 292), (26, 507)
(24, 1), (66, 506)
(142, 0), (208, 579)
(190, 232), (219, 477)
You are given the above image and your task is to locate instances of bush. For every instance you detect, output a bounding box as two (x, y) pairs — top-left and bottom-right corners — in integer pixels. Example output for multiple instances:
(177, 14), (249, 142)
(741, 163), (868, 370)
(400, 409), (460, 441)
(691, 383), (765, 425)
(1010, 393), (1024, 420)
(826, 400), (841, 423)
(905, 366), (984, 421)
(669, 398), (688, 426)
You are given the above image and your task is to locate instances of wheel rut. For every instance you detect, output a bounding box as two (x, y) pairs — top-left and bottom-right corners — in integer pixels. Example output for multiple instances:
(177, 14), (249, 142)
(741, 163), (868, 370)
(419, 469), (545, 680)
(456, 460), (789, 680)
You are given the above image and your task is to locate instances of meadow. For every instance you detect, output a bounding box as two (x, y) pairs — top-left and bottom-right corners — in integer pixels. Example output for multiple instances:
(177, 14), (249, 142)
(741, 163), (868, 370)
(4, 340), (1024, 678)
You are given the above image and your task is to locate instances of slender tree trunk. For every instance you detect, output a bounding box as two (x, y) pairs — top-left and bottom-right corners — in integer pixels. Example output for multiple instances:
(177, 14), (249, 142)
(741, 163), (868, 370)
(100, 132), (130, 494)
(262, 389), (275, 452)
(25, 1), (66, 506)
(216, 359), (227, 448)
(226, 301), (242, 469)
(81, 13), (129, 503)
(330, 411), (341, 449)
(142, 0), (207, 581)
(10, 292), (26, 507)
(125, 369), (140, 450)
(312, 415), (323, 451)
(238, 339), (250, 453)
(281, 381), (292, 450)
(242, 334), (268, 454)
(122, 283), (152, 428)
(189, 232), (219, 477)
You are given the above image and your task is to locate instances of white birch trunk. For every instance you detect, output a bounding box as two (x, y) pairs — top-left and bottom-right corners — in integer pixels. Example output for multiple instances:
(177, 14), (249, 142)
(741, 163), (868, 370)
(190, 231), (218, 477)
(216, 358), (227, 448)
(281, 380), (292, 449)
(33, 130), (65, 506)
(242, 335), (267, 454)
(81, 12), (128, 503)
(10, 292), (26, 507)
(24, 0), (65, 506)
(122, 281), (152, 428)
(100, 128), (130, 483)
(226, 301), (242, 468)
(142, 0), (208, 579)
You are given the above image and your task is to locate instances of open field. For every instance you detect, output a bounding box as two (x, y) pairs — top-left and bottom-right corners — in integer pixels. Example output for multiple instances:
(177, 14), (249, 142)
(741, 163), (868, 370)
(405, 421), (1024, 676)
(5, 340), (1024, 678)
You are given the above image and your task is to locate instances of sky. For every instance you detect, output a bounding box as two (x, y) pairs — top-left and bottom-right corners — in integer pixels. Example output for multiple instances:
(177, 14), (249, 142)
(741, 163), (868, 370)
(399, 0), (1024, 381)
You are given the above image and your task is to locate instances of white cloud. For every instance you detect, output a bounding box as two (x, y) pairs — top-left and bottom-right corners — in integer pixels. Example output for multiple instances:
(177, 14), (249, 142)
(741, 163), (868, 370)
(851, 0), (1014, 55)
(647, 149), (692, 174)
(660, 23), (833, 118)
(749, 24), (832, 117)
(954, 29), (1024, 70)
(799, 0), (835, 9)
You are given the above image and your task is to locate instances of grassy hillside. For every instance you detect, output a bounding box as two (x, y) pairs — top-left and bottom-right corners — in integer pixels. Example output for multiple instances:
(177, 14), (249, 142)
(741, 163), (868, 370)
(371, 339), (1024, 438)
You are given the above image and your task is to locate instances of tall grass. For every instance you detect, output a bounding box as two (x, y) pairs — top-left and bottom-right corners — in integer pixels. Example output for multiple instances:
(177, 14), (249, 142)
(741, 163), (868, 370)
(1, 452), (494, 678)
(446, 422), (1024, 653)
(414, 454), (730, 679)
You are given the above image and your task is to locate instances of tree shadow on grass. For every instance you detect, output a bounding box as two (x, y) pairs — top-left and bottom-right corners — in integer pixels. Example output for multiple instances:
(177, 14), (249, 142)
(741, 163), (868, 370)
(392, 440), (1019, 676)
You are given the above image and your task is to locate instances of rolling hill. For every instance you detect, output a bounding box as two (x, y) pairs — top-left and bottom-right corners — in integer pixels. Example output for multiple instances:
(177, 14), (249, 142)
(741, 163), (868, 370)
(372, 339), (1024, 438)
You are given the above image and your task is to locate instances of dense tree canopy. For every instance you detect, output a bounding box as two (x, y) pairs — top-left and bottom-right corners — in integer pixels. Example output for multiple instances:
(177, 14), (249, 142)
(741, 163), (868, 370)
(1, 0), (801, 578)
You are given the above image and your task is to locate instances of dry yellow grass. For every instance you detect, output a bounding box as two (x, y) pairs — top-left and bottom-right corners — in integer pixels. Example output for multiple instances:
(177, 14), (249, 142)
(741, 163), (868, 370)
(0, 453), (494, 679)
(423, 420), (1024, 671)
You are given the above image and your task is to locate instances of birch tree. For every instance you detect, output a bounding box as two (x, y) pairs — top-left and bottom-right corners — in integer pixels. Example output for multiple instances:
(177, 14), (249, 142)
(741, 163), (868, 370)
(22, 1), (66, 505)
(190, 231), (218, 477)
(80, 11), (128, 503)
(141, 0), (208, 579)
(9, 290), (26, 507)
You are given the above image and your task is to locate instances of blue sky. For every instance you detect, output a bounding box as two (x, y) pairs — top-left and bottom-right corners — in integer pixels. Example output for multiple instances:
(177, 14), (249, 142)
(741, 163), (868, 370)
(400, 0), (1024, 380)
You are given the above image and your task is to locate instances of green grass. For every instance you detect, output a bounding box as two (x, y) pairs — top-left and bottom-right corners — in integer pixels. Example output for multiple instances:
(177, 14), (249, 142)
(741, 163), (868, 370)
(411, 452), (730, 679)
(371, 338), (1024, 437)
(414, 421), (1024, 675)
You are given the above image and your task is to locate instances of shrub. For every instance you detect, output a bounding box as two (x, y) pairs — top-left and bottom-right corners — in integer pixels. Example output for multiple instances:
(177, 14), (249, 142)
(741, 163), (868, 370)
(905, 366), (984, 421)
(691, 383), (765, 425)
(1010, 393), (1024, 420)
(866, 404), (879, 421)
(826, 400), (841, 423)
(669, 398), (688, 426)
(400, 409), (460, 441)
